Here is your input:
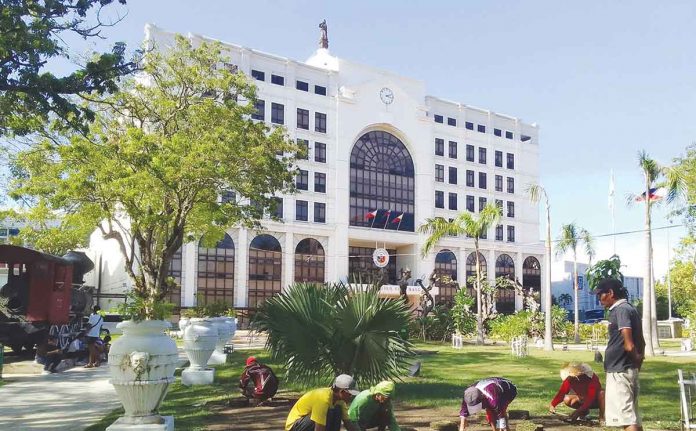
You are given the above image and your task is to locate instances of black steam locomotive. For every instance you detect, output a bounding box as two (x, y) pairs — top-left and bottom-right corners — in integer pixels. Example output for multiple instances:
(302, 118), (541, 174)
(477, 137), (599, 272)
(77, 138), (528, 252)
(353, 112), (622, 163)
(0, 245), (95, 353)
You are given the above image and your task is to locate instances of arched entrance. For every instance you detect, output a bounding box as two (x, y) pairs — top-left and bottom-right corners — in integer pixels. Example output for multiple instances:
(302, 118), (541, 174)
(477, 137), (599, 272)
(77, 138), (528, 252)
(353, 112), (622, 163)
(466, 252), (487, 311)
(495, 254), (516, 314)
(196, 234), (235, 306)
(248, 234), (282, 308)
(523, 256), (541, 308)
(294, 238), (325, 283)
(434, 249), (457, 305)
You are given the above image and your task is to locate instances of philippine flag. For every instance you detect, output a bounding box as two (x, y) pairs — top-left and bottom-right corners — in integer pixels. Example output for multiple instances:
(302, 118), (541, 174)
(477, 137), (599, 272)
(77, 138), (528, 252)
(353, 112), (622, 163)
(391, 213), (404, 223)
(635, 187), (667, 202)
(365, 209), (378, 220)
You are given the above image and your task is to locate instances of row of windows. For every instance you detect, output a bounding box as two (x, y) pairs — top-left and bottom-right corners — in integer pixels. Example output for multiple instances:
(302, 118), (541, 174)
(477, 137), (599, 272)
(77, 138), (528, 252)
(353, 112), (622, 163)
(296, 169), (327, 193)
(252, 100), (327, 132)
(295, 140), (327, 163)
(295, 200), (326, 223)
(494, 225), (516, 242)
(435, 139), (515, 169)
(434, 191), (515, 217)
(432, 114), (532, 142)
(434, 165), (515, 192)
(250, 69), (327, 96)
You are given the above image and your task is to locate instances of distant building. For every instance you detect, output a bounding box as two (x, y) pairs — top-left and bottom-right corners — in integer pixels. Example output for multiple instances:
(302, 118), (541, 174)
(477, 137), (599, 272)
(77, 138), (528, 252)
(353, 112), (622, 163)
(551, 260), (643, 318)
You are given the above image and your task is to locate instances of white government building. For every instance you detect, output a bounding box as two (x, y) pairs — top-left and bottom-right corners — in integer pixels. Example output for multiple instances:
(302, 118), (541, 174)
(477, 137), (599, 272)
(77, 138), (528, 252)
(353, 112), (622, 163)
(87, 23), (546, 320)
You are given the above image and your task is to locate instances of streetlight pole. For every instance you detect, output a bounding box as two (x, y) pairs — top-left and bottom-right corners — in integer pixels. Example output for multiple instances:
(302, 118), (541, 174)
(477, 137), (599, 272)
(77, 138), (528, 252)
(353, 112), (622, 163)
(667, 228), (672, 320)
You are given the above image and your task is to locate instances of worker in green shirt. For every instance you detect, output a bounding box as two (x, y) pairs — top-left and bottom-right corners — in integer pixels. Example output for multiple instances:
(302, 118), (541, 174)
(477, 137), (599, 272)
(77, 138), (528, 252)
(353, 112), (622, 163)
(348, 380), (400, 431)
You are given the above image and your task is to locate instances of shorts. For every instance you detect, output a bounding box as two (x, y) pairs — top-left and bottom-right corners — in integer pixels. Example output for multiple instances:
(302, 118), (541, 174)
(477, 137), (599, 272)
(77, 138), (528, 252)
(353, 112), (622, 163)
(606, 368), (641, 426)
(86, 336), (100, 345)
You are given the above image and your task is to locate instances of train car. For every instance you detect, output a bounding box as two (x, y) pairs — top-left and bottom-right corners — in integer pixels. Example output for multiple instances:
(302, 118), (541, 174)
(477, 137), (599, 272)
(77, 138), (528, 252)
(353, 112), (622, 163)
(0, 244), (94, 354)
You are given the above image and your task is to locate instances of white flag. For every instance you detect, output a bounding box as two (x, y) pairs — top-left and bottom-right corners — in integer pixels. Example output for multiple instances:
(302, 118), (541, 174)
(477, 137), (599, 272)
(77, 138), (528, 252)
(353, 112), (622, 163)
(608, 169), (615, 210)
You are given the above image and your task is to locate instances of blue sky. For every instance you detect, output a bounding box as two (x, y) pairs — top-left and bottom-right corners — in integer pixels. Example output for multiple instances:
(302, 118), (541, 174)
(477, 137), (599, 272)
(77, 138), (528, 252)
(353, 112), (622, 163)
(37, 0), (696, 277)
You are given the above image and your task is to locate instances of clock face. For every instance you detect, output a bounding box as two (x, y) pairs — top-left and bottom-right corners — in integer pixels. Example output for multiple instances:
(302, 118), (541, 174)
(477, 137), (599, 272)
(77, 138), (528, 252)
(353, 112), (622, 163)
(380, 87), (394, 105)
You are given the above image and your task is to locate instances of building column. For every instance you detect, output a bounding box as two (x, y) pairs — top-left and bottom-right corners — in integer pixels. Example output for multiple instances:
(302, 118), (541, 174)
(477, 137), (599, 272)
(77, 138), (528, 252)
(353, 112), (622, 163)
(458, 247), (468, 289)
(333, 224), (349, 282)
(515, 251), (524, 311)
(182, 241), (197, 308)
(283, 232), (294, 291)
(236, 229), (249, 308)
(487, 248), (496, 311)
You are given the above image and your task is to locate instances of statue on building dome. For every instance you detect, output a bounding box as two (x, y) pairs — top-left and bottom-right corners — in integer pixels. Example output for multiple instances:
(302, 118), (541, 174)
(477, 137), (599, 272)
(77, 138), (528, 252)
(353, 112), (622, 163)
(319, 20), (328, 49)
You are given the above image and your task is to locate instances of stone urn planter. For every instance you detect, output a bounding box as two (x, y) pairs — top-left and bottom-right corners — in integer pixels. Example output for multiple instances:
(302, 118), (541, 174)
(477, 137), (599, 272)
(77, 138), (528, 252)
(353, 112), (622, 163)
(208, 316), (235, 365)
(178, 316), (191, 338)
(108, 320), (178, 430)
(181, 318), (217, 385)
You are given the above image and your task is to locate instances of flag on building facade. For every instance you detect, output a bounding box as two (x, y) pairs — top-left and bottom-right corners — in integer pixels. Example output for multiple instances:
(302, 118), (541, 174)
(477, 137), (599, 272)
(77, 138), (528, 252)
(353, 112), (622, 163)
(365, 209), (378, 219)
(635, 187), (667, 202)
(391, 213), (404, 223)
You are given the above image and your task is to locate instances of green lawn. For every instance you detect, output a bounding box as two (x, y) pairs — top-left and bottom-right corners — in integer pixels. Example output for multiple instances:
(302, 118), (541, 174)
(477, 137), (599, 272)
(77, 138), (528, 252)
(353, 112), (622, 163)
(86, 343), (693, 430)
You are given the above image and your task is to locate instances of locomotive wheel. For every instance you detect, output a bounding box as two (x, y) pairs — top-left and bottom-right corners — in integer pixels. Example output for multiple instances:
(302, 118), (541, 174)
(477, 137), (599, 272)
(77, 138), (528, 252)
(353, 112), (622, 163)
(58, 324), (71, 349)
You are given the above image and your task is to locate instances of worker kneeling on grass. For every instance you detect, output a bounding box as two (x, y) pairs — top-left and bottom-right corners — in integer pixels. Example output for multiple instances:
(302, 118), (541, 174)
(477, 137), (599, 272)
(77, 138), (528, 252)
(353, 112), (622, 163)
(348, 380), (400, 431)
(459, 377), (517, 431)
(549, 362), (605, 422)
(285, 374), (361, 431)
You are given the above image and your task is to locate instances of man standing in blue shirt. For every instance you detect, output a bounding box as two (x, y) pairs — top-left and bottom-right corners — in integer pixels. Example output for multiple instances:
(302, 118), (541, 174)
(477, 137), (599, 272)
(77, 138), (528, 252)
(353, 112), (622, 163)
(596, 278), (645, 431)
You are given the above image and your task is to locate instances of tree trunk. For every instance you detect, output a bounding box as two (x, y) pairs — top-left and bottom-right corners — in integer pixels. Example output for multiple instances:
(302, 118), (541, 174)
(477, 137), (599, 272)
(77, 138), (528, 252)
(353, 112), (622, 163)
(573, 252), (580, 343)
(475, 240), (484, 345)
(650, 241), (660, 348)
(643, 177), (655, 356)
(544, 200), (554, 351)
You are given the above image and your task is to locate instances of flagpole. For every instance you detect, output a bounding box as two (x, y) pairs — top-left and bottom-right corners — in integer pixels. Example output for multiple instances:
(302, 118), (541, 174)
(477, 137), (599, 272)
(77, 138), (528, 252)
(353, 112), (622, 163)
(369, 209), (377, 229)
(396, 214), (404, 231)
(383, 210), (391, 230)
(609, 169), (616, 255)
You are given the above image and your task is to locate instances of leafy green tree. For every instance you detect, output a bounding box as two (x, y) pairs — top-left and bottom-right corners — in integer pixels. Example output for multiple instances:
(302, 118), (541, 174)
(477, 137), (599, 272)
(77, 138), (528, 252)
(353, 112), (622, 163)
(419, 203), (501, 344)
(526, 183), (554, 350)
(628, 150), (685, 356)
(253, 283), (414, 386)
(1, 0), (138, 136)
(451, 287), (476, 336)
(674, 144), (696, 234)
(556, 223), (594, 343)
(9, 36), (299, 319)
(587, 255), (624, 292)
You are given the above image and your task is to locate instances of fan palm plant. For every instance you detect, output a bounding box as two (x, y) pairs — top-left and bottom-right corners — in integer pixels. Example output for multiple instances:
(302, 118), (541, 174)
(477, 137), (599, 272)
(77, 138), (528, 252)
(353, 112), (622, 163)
(526, 183), (554, 350)
(418, 203), (501, 345)
(556, 223), (594, 343)
(627, 150), (685, 356)
(252, 282), (414, 386)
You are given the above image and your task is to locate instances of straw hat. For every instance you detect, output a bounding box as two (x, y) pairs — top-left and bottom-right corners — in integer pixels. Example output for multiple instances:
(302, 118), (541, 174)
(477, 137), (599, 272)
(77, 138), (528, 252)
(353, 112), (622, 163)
(560, 362), (594, 380)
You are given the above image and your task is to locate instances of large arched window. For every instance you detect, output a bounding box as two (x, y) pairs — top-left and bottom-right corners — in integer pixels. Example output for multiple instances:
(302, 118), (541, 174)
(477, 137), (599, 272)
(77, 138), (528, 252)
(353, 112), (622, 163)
(248, 234), (282, 308)
(435, 249), (457, 305)
(167, 247), (183, 309)
(523, 256), (541, 309)
(349, 131), (415, 232)
(495, 254), (516, 315)
(196, 234), (235, 306)
(295, 238), (325, 283)
(465, 252), (487, 303)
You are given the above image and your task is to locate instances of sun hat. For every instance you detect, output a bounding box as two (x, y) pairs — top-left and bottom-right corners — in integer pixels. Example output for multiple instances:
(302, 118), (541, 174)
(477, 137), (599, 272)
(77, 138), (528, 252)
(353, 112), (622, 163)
(560, 362), (594, 381)
(333, 374), (360, 396)
(246, 356), (257, 366)
(371, 381), (395, 398)
(463, 386), (483, 414)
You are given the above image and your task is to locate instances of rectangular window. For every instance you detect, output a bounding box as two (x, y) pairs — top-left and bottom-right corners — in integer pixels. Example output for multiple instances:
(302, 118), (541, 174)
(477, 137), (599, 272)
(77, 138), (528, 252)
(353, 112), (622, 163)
(447, 117), (457, 126)
(496, 199), (503, 212)
(496, 225), (503, 241)
(435, 191), (444, 208)
(449, 141), (457, 159)
(435, 138), (444, 156)
(296, 169), (309, 190)
(435, 164), (444, 182)
(505, 131), (514, 139)
(477, 124), (486, 133)
(495, 150), (503, 167)
(465, 121), (474, 130)
(271, 197), (283, 219)
(314, 202), (326, 223)
(521, 134), (532, 142)
(466, 195), (475, 212)
(315, 112), (327, 133)
(434, 114), (444, 123)
(479, 172), (487, 189)
(271, 102), (284, 124)
(296, 80), (309, 91)
(466, 170), (475, 187)
(315, 142), (326, 163)
(252, 99), (265, 121)
(507, 201), (515, 218)
(495, 175), (503, 192)
(271, 74), (284, 86)
(297, 139), (309, 160)
(314, 172), (326, 193)
(251, 69), (265, 81)
(296, 200), (308, 221)
(448, 192), (458, 210)
(466, 144), (475, 162)
(507, 153), (515, 169)
(221, 190), (236, 204)
(494, 128), (502, 137)
(314, 85), (327, 95)
(448, 167), (457, 185)
(507, 225), (515, 243)
(481, 228), (487, 240)
(478, 147), (487, 164)
(507, 177), (514, 193)
(297, 108), (309, 129)
(479, 197), (487, 212)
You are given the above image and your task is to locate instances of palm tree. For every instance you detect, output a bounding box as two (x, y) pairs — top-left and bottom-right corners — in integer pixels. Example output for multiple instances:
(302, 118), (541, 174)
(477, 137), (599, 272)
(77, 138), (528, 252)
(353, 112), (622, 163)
(253, 282), (414, 385)
(556, 223), (595, 344)
(628, 151), (685, 356)
(526, 184), (554, 351)
(418, 203), (501, 345)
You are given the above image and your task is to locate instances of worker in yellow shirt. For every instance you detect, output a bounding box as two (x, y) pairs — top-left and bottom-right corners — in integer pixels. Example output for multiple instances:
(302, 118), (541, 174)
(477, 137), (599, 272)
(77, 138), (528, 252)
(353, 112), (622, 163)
(285, 374), (361, 431)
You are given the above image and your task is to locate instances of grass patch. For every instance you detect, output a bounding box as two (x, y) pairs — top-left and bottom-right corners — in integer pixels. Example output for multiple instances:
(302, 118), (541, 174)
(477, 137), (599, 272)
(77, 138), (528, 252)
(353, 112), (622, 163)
(88, 342), (694, 430)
